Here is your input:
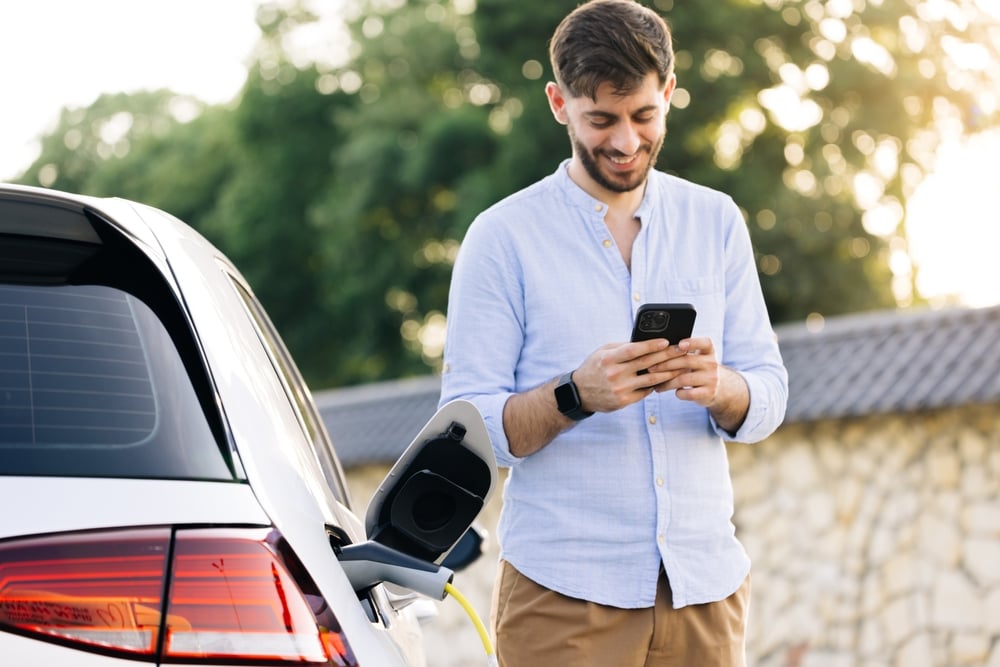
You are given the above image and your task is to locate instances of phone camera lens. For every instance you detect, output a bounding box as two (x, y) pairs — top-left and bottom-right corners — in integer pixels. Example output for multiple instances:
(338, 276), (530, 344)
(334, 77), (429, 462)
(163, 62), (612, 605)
(639, 310), (669, 333)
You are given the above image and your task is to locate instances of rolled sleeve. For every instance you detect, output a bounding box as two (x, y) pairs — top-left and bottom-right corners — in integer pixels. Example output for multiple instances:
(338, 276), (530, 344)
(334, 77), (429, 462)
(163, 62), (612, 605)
(713, 202), (789, 444)
(440, 373), (520, 468)
(715, 367), (788, 444)
(439, 205), (528, 468)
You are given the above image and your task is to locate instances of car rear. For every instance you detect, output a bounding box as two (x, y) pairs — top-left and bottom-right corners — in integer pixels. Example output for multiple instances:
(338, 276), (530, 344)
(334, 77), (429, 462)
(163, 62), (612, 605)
(0, 185), (416, 666)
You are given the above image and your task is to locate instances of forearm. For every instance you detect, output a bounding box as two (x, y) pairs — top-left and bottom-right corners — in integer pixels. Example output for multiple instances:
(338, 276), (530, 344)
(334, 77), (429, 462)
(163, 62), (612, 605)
(502, 377), (575, 458)
(708, 366), (750, 435)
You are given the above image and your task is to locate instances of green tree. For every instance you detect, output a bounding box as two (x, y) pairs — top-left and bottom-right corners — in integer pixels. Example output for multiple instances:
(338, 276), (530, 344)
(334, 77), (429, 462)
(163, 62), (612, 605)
(309, 0), (499, 380)
(311, 0), (995, 377)
(18, 90), (234, 215)
(15, 0), (998, 387)
(465, 0), (999, 322)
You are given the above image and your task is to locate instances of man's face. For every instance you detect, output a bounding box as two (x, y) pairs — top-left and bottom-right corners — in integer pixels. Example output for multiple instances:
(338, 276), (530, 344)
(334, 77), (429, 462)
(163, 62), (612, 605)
(548, 72), (675, 195)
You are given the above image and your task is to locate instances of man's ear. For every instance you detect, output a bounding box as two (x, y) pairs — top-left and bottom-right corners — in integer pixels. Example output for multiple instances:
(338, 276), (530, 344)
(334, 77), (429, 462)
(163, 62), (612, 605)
(663, 74), (677, 107)
(545, 81), (569, 125)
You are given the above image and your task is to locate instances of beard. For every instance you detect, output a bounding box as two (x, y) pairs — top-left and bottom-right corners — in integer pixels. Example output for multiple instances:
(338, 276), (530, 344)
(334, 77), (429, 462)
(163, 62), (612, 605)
(569, 123), (665, 194)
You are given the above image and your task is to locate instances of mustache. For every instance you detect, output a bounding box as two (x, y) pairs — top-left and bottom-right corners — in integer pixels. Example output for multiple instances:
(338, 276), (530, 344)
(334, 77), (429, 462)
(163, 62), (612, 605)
(597, 146), (652, 159)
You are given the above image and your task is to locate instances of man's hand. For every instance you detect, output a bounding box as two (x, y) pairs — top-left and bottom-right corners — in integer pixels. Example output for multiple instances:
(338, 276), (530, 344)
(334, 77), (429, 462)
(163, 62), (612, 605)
(503, 336), (750, 458)
(571, 338), (679, 412)
(503, 338), (677, 458)
(643, 336), (750, 434)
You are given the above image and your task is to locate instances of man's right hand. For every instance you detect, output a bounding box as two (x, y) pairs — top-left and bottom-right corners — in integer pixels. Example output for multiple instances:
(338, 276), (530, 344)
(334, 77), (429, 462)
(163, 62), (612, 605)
(572, 338), (688, 412)
(501, 338), (688, 458)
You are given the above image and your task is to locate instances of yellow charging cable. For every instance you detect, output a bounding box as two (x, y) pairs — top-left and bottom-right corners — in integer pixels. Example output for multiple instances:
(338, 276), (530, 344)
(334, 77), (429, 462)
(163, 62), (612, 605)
(444, 581), (497, 666)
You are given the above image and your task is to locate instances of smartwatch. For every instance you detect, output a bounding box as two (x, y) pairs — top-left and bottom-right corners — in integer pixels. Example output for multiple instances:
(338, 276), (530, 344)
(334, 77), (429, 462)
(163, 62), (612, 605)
(554, 371), (593, 421)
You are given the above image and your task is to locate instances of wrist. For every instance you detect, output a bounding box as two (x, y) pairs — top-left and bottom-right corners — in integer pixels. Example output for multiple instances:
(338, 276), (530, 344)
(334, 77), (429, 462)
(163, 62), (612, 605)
(554, 371), (593, 421)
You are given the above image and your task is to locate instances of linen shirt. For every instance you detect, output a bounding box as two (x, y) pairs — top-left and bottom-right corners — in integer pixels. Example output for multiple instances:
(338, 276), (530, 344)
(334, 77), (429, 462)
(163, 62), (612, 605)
(439, 160), (788, 609)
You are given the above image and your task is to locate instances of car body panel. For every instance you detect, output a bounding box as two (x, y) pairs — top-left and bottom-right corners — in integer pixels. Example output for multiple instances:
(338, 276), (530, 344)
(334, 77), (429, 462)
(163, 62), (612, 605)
(0, 478), (268, 540)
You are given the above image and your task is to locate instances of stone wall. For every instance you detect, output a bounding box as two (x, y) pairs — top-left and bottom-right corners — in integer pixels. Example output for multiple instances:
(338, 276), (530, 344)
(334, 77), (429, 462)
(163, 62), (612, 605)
(346, 403), (1000, 667)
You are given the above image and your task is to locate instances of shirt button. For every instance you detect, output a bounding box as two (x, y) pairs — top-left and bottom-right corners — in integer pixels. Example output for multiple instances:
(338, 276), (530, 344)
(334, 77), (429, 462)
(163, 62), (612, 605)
(657, 534), (665, 544)
(633, 292), (641, 302)
(602, 239), (612, 248)
(656, 477), (664, 487)
(648, 415), (657, 425)
(595, 203), (604, 212)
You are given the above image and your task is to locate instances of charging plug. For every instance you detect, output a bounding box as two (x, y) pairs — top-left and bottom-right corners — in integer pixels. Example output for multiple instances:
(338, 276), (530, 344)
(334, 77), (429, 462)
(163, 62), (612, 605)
(338, 540), (454, 600)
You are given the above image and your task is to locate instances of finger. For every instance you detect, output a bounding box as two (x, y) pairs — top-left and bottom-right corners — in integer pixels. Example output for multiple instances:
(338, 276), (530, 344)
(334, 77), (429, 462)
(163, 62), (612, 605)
(678, 336), (714, 355)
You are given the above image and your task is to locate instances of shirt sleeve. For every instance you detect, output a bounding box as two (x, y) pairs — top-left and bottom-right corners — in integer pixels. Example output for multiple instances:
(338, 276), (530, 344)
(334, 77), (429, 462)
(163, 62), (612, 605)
(713, 203), (789, 444)
(438, 212), (526, 468)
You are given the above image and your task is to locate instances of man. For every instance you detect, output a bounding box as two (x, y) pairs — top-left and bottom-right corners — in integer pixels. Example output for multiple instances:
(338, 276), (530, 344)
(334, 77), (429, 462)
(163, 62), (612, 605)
(438, 1), (788, 664)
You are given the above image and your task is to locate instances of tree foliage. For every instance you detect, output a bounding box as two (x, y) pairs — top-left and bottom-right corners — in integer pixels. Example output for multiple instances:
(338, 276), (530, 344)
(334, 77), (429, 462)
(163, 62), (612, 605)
(14, 0), (998, 388)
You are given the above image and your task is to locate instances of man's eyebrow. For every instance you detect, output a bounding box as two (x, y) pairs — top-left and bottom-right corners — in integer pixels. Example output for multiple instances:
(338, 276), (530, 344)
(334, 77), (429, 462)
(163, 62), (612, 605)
(582, 104), (659, 119)
(583, 109), (616, 118)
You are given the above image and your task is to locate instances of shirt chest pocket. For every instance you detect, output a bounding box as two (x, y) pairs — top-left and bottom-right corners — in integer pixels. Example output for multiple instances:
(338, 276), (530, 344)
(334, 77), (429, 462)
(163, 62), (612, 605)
(652, 275), (725, 346)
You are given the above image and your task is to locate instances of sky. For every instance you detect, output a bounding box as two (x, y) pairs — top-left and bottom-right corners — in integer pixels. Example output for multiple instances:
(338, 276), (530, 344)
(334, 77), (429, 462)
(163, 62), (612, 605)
(0, 1), (261, 180)
(1, 1), (998, 309)
(904, 130), (1000, 308)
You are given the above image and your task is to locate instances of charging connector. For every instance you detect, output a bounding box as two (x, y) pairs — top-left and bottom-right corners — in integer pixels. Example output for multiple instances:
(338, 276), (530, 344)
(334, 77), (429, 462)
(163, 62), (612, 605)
(338, 541), (497, 664)
(338, 541), (454, 600)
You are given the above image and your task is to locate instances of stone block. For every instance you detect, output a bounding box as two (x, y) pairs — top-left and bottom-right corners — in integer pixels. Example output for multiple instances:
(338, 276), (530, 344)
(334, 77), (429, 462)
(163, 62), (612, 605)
(961, 464), (994, 499)
(882, 552), (931, 598)
(926, 443), (961, 489)
(779, 444), (820, 490)
(918, 512), (962, 566)
(931, 571), (983, 631)
(987, 640), (1000, 667)
(985, 587), (1000, 634)
(963, 537), (1000, 588)
(963, 501), (1000, 536)
(881, 592), (928, 646)
(895, 633), (933, 667)
(950, 632), (990, 665)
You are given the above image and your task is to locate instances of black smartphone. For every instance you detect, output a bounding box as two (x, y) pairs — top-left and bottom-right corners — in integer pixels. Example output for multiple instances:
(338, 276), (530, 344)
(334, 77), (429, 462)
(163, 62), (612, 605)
(631, 303), (697, 374)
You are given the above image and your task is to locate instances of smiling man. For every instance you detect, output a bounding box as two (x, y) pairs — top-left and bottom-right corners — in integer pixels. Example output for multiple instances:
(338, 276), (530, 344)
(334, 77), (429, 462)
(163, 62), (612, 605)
(439, 1), (788, 665)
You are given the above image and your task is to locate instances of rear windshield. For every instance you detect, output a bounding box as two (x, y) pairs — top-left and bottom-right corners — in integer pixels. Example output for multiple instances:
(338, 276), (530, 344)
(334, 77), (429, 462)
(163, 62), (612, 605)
(0, 282), (231, 479)
(0, 226), (233, 480)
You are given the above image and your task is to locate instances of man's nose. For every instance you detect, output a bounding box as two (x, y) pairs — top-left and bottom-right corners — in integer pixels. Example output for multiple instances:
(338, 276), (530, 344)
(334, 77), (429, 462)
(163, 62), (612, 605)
(610, 121), (642, 155)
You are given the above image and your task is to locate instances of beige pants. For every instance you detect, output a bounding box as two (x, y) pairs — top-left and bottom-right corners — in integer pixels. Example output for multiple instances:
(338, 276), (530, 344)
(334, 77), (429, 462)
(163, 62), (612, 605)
(490, 560), (750, 667)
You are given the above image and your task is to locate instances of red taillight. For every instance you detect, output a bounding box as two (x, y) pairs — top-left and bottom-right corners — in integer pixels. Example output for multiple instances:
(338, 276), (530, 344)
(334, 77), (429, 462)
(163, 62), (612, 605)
(0, 527), (360, 666)
(0, 528), (169, 654)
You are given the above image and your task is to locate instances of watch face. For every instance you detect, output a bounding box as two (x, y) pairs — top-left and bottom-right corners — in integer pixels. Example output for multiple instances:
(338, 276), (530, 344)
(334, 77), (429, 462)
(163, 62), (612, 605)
(555, 376), (580, 413)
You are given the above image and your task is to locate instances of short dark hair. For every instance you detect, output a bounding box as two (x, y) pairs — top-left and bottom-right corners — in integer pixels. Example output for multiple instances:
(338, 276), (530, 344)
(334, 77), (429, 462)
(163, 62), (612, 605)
(549, 0), (674, 99)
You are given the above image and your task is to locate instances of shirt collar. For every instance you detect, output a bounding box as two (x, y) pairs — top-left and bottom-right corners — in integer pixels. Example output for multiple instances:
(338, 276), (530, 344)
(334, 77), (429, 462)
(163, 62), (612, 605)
(553, 158), (659, 222)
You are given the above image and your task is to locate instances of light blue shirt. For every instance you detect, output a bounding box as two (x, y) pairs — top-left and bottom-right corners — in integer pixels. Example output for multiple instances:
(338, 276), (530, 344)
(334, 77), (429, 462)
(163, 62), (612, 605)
(439, 160), (788, 609)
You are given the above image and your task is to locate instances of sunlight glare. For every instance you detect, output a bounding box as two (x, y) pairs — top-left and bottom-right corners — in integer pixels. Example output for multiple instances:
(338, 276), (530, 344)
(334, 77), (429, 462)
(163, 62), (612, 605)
(906, 130), (1000, 307)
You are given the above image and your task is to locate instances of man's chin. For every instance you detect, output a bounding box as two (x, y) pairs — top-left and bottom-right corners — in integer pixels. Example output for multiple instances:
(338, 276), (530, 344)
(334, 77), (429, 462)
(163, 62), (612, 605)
(600, 156), (653, 191)
(601, 171), (646, 193)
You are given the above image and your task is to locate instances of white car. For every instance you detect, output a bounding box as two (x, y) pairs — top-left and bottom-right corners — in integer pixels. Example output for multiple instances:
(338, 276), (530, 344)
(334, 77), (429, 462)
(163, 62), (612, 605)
(0, 184), (496, 667)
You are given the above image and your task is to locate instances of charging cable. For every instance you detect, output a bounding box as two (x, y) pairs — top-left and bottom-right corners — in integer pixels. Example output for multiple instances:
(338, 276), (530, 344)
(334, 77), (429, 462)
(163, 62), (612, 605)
(337, 542), (497, 664)
(444, 581), (497, 666)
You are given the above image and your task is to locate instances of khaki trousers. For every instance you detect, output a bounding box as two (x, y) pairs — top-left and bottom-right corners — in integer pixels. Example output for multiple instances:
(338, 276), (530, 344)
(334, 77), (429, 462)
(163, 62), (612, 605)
(490, 560), (750, 667)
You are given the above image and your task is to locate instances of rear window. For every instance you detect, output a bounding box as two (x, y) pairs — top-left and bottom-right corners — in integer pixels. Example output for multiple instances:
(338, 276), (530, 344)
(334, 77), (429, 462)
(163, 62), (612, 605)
(0, 282), (231, 479)
(0, 205), (234, 480)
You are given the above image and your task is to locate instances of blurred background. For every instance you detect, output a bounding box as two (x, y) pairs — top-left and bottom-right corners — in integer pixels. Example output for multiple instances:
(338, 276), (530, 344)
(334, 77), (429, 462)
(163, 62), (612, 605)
(3, 0), (998, 392)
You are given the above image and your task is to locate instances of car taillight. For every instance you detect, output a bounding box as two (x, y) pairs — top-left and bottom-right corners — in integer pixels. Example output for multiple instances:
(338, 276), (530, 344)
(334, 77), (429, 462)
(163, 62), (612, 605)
(0, 527), (360, 666)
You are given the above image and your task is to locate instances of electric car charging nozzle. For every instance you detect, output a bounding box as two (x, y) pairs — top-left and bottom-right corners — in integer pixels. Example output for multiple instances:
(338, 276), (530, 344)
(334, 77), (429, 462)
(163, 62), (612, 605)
(338, 540), (454, 600)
